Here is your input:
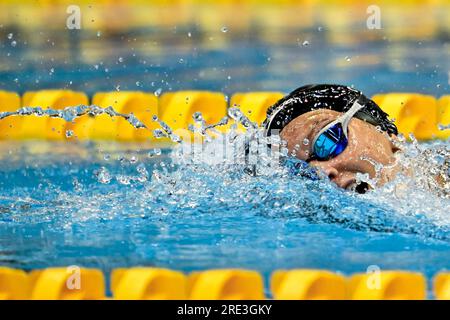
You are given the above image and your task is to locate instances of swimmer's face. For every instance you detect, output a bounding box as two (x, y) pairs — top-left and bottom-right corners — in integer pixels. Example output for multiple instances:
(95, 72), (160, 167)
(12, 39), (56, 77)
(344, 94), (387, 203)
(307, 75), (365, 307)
(280, 109), (400, 190)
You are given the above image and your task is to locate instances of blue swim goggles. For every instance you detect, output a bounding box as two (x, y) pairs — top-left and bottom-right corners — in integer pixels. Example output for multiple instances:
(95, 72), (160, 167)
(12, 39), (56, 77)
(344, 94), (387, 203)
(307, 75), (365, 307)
(310, 96), (366, 161)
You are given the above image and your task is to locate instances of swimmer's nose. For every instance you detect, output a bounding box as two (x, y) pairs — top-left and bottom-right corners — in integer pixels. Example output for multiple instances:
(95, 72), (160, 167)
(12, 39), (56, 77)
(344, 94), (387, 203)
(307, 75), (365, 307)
(310, 162), (339, 182)
(311, 163), (357, 189)
(323, 167), (339, 181)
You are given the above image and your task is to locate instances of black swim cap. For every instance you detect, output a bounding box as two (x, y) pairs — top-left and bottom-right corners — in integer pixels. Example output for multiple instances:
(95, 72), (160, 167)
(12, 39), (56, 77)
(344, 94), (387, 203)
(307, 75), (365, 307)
(264, 84), (398, 136)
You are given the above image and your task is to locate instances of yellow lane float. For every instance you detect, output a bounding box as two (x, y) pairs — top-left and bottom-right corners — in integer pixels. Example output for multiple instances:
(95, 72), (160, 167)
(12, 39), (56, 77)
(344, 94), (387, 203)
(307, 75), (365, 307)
(0, 267), (30, 300)
(20, 90), (88, 140)
(82, 91), (158, 141)
(226, 92), (284, 132)
(436, 95), (450, 139)
(434, 273), (450, 300)
(0, 266), (447, 300)
(0, 90), (21, 140)
(270, 269), (347, 300)
(159, 91), (227, 130)
(111, 267), (188, 300)
(372, 93), (438, 140)
(188, 269), (265, 300)
(29, 267), (105, 300)
(348, 271), (426, 300)
(0, 90), (449, 141)
(230, 92), (284, 125)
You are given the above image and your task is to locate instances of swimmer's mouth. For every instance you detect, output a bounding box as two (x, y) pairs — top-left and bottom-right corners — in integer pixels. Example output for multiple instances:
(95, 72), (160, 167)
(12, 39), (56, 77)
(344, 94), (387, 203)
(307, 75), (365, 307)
(346, 181), (371, 194)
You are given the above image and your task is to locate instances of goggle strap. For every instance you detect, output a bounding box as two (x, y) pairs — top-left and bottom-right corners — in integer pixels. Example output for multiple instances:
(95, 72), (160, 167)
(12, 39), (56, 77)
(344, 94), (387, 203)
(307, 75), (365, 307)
(340, 99), (366, 133)
(311, 96), (366, 148)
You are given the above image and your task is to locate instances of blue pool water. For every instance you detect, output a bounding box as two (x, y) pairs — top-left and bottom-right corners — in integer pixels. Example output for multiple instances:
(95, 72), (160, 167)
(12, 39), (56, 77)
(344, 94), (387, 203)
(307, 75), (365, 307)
(0, 138), (448, 295)
(1, 26), (449, 97)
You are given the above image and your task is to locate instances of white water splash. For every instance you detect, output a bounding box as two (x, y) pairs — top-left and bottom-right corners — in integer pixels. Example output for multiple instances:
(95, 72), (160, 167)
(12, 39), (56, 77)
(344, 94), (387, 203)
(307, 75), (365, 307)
(0, 105), (449, 240)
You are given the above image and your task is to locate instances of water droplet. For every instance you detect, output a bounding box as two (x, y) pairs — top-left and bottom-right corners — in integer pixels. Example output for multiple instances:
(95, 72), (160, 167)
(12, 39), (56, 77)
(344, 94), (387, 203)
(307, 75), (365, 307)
(136, 163), (147, 175)
(302, 40), (309, 46)
(179, 58), (184, 63)
(318, 26), (323, 32)
(129, 155), (138, 164)
(187, 32), (192, 37)
(117, 175), (131, 185)
(228, 107), (243, 120)
(221, 26), (228, 33)
(193, 112), (203, 122)
(118, 57), (124, 63)
(345, 56), (351, 62)
(7, 33), (13, 39)
(10, 40), (16, 47)
(303, 138), (309, 146)
(153, 129), (167, 139)
(96, 167), (111, 184)
(135, 81), (140, 87)
(148, 148), (162, 158)
(97, 31), (101, 37)
(65, 130), (74, 138)
(154, 88), (162, 97)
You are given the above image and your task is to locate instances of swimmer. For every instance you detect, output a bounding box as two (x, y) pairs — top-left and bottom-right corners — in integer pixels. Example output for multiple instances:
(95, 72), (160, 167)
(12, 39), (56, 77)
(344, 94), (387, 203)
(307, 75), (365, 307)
(264, 84), (402, 193)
